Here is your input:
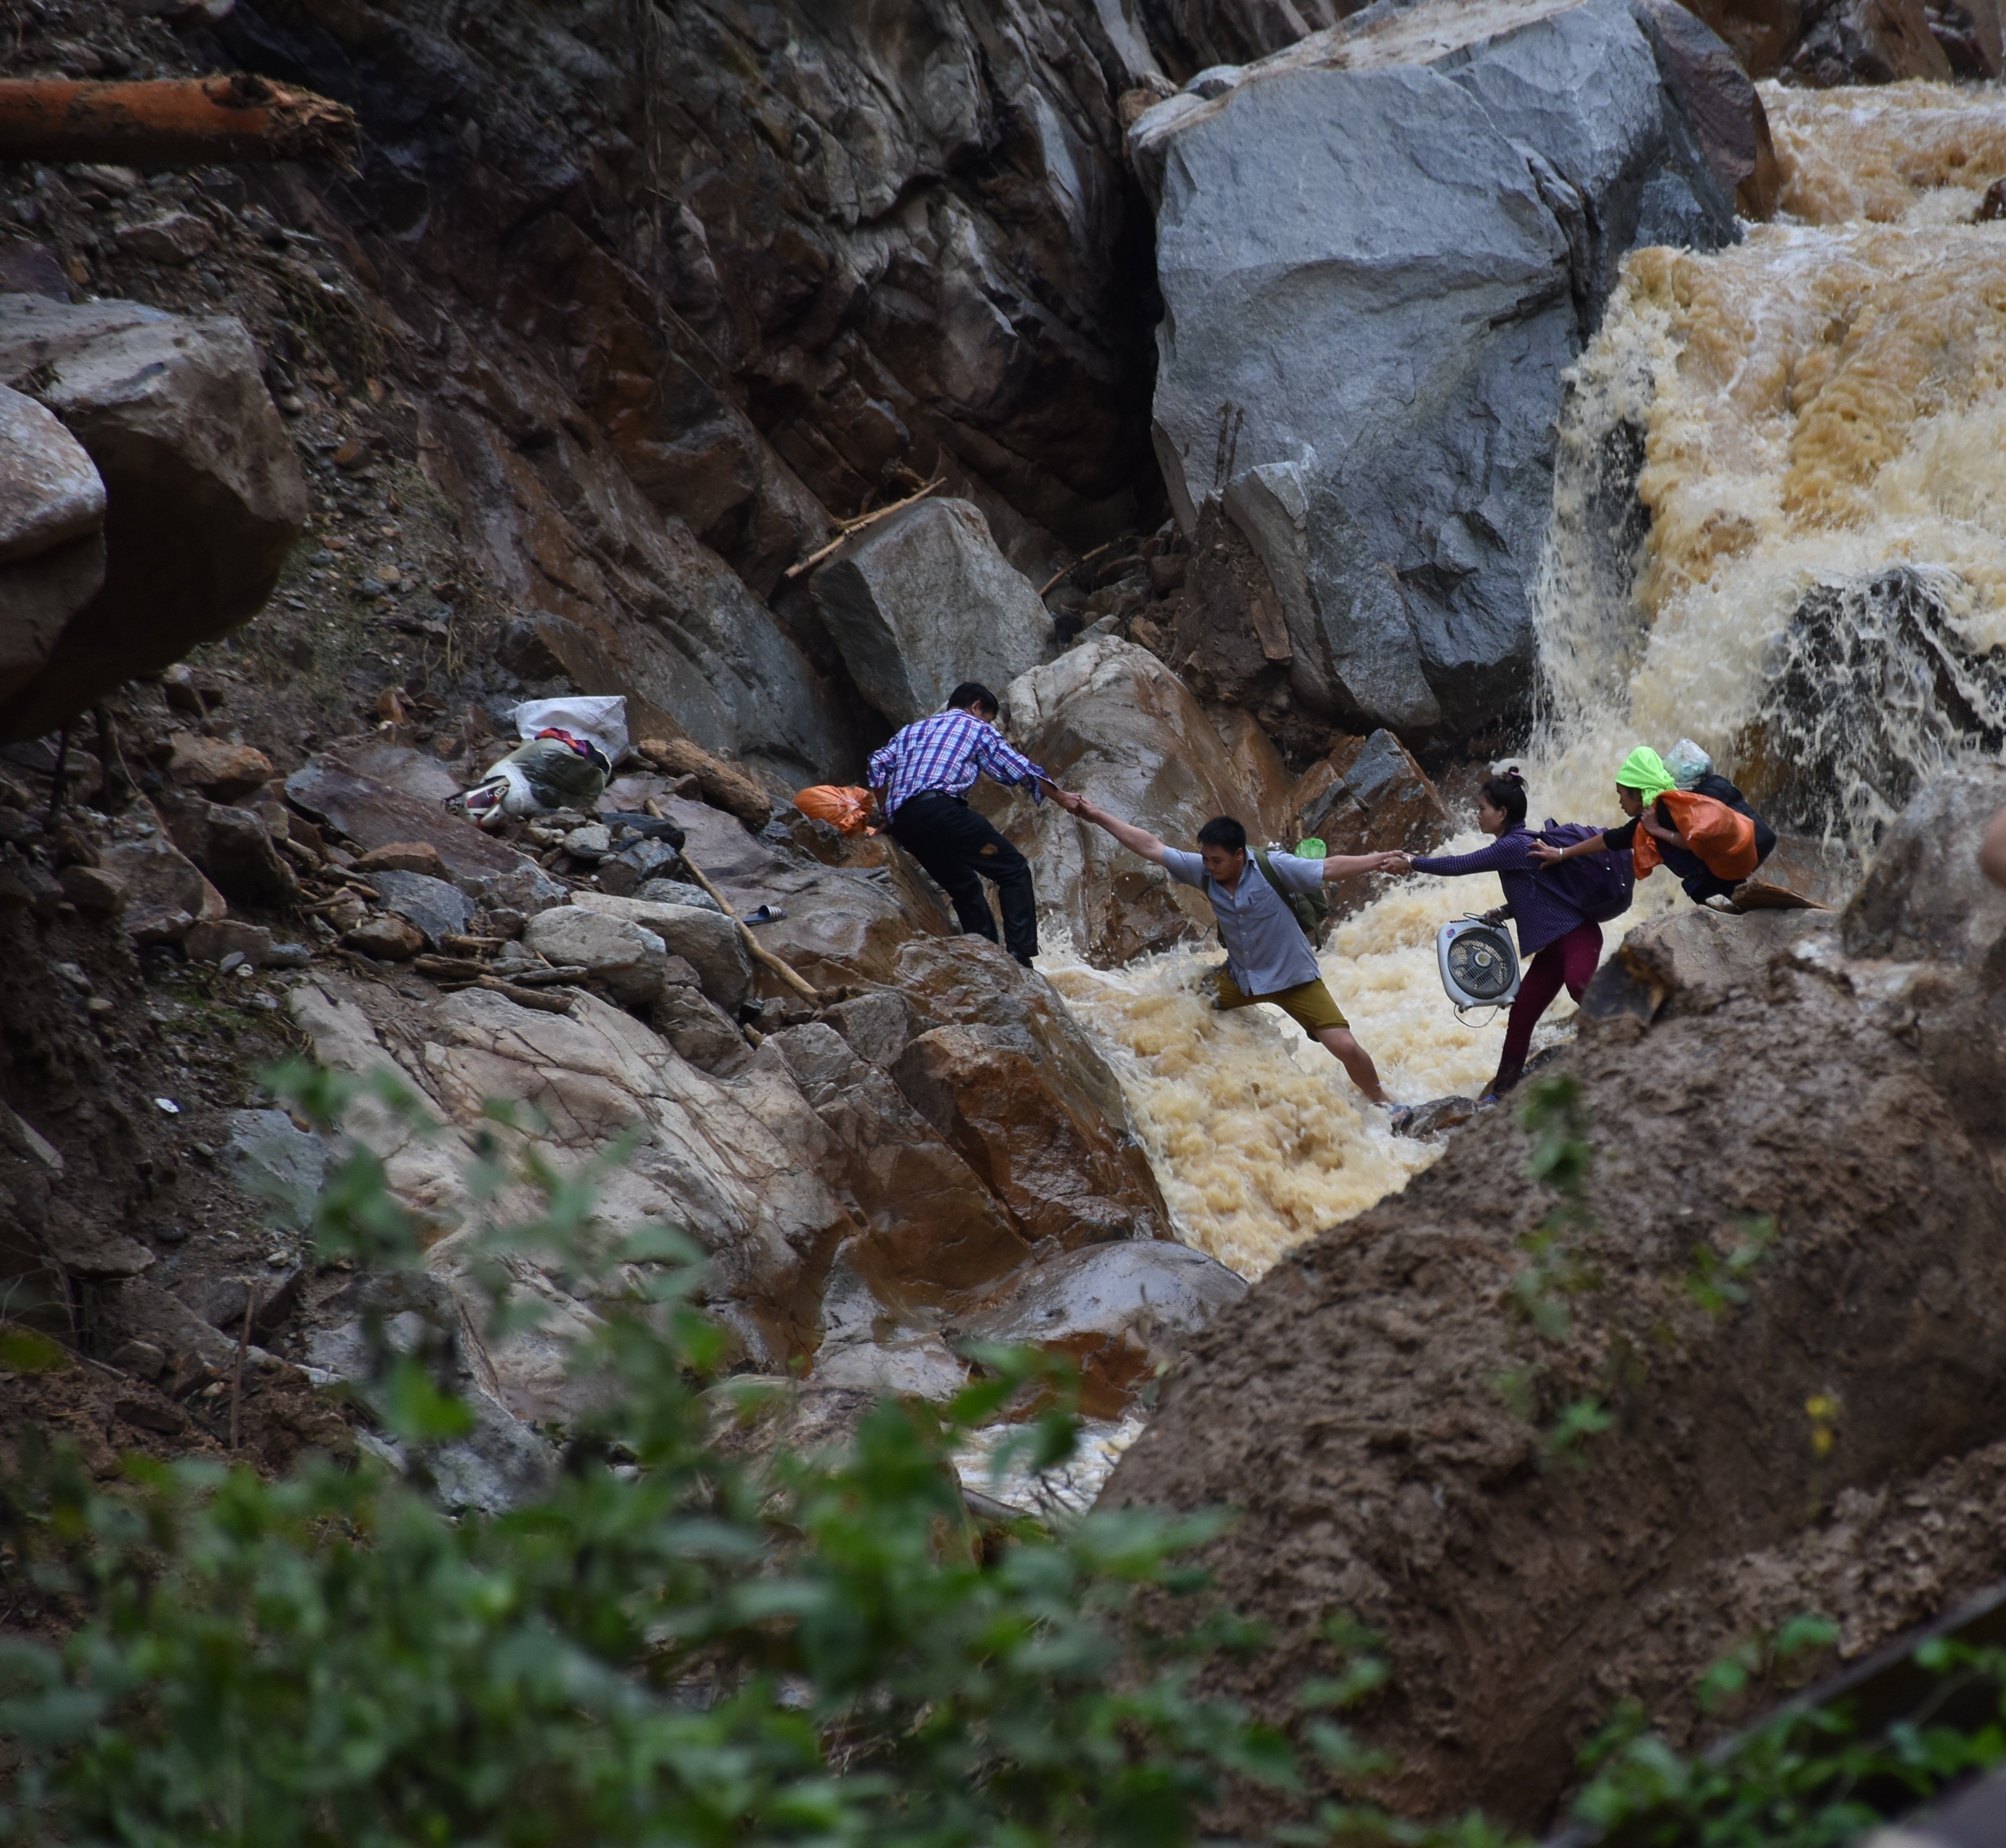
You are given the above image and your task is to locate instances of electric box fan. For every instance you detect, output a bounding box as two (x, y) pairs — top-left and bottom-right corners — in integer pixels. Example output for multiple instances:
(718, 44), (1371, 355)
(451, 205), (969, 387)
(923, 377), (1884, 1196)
(1437, 917), (1520, 1020)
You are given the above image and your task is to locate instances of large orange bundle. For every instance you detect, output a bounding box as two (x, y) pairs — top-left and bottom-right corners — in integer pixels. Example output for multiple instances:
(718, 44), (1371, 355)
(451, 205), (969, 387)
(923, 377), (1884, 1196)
(1633, 790), (1760, 881)
(794, 784), (877, 835)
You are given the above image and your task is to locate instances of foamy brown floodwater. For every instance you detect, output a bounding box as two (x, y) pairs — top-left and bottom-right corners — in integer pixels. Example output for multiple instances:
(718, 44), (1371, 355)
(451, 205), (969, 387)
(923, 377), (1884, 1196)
(1040, 82), (2006, 1288)
(1042, 861), (1652, 1279)
(1539, 84), (2006, 835)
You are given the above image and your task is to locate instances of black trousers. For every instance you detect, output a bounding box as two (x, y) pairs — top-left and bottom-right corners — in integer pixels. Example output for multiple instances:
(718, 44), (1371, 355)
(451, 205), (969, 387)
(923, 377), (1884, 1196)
(889, 790), (1038, 965)
(1665, 837), (1776, 905)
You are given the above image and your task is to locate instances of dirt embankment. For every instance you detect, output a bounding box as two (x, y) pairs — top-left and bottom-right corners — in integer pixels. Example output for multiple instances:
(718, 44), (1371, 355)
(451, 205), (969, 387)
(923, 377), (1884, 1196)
(1102, 766), (2006, 1833)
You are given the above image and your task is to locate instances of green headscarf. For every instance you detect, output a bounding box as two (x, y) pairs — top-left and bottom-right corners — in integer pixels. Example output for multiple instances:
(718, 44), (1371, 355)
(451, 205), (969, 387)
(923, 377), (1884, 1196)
(1615, 746), (1677, 803)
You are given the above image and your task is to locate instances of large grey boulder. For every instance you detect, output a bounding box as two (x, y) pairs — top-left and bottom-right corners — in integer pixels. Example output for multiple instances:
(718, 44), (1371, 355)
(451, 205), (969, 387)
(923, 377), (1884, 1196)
(809, 499), (1050, 727)
(0, 295), (308, 742)
(0, 384), (103, 565)
(1843, 763), (2006, 967)
(1133, 0), (1740, 740)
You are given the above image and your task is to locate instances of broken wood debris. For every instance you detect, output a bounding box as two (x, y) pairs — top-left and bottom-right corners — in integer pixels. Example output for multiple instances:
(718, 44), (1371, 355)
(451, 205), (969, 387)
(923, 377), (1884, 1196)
(781, 476), (944, 580)
(438, 975), (575, 1014)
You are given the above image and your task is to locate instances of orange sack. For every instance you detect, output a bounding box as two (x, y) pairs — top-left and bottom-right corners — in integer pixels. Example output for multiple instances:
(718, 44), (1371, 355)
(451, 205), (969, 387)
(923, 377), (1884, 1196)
(794, 784), (877, 835)
(1633, 789), (1760, 882)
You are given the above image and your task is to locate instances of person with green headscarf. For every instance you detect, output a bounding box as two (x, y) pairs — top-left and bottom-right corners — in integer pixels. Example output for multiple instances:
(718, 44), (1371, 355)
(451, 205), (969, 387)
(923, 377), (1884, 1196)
(1532, 745), (1776, 907)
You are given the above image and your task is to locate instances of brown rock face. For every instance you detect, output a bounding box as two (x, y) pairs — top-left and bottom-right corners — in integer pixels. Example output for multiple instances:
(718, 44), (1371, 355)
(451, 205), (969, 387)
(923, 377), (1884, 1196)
(1636, 0), (1782, 217)
(1297, 728), (1451, 857)
(1102, 776), (2006, 1835)
(771, 1023), (1034, 1295)
(1676, 0), (1959, 78)
(892, 935), (1169, 1247)
(895, 1024), (1168, 1251)
(1930, 0), (2005, 74)
(166, 732), (275, 803)
(1791, 0), (1955, 79)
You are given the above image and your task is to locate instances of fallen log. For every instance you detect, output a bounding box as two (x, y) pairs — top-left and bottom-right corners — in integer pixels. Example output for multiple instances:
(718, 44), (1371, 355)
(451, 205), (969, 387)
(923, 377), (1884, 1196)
(0, 75), (359, 168)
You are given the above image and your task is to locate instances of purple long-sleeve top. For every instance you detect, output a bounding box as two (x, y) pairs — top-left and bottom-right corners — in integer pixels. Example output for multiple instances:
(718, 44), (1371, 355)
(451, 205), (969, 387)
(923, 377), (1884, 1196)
(1410, 826), (1590, 957)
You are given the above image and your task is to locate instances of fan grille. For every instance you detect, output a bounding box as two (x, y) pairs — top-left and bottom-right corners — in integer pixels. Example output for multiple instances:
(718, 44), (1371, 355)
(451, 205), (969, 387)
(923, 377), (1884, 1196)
(1446, 928), (1516, 1002)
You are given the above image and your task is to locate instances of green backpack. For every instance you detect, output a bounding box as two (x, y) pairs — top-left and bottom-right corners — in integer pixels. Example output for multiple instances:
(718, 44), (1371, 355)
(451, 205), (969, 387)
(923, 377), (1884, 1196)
(1216, 840), (1330, 946)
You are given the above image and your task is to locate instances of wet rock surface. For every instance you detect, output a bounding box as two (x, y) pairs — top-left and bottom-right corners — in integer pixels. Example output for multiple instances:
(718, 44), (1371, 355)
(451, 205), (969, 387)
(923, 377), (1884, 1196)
(957, 1239), (1248, 1414)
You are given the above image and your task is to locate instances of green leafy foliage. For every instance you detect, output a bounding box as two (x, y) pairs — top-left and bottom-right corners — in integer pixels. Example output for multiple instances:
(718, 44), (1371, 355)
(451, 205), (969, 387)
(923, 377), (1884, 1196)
(1684, 1217), (1779, 1321)
(1570, 1627), (2006, 1846)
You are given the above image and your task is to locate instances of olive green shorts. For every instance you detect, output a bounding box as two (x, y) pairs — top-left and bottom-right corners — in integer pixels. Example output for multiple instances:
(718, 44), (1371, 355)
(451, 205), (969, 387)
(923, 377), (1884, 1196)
(1212, 970), (1349, 1035)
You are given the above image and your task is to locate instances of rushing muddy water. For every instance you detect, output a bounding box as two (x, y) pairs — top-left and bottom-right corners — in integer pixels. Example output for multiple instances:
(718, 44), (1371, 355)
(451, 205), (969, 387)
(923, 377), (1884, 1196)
(1050, 81), (2006, 1282)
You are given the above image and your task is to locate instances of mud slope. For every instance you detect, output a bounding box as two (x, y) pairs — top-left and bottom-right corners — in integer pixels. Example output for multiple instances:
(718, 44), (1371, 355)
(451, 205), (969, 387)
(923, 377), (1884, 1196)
(1101, 766), (2006, 1832)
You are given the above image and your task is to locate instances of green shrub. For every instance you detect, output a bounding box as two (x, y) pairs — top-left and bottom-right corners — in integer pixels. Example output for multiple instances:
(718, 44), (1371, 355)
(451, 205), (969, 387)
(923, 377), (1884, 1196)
(0, 1064), (1306, 1847)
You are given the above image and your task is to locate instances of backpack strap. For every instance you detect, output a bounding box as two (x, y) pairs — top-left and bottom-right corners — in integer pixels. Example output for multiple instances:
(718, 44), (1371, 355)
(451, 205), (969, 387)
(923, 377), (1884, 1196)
(1251, 846), (1320, 942)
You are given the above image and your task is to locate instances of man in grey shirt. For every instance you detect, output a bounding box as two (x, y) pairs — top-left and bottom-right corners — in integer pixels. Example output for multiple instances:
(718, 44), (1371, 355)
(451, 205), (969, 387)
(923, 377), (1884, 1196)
(1060, 796), (1410, 1124)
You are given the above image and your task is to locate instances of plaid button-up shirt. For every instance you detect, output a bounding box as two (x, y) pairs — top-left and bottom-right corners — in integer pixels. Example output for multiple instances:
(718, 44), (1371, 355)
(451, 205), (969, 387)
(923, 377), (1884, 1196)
(867, 708), (1049, 819)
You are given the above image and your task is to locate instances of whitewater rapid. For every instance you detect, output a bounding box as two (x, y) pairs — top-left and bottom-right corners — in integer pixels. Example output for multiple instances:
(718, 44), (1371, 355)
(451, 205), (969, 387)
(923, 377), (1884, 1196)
(1046, 79), (2006, 1284)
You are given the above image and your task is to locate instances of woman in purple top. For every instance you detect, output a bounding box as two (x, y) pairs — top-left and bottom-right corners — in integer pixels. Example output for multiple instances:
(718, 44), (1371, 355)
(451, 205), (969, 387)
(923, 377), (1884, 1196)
(1394, 770), (1601, 1100)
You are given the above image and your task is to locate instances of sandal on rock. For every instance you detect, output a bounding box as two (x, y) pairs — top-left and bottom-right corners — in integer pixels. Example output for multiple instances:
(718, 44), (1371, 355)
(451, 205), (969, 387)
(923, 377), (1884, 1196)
(1385, 1103), (1419, 1136)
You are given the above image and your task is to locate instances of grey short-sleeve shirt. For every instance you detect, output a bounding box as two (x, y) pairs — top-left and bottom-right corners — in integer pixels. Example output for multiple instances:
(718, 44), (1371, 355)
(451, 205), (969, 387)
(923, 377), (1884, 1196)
(1162, 848), (1324, 996)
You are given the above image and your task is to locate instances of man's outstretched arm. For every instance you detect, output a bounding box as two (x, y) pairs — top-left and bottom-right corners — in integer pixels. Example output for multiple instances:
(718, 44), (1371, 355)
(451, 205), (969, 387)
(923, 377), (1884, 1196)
(1322, 851), (1403, 883)
(1068, 795), (1169, 865)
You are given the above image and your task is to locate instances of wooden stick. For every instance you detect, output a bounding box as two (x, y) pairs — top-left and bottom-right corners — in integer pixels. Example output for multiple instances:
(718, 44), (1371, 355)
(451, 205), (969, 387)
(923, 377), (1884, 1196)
(229, 1284), (258, 1456)
(0, 75), (359, 166)
(1038, 539), (1116, 599)
(781, 478), (943, 581)
(676, 852), (821, 1002)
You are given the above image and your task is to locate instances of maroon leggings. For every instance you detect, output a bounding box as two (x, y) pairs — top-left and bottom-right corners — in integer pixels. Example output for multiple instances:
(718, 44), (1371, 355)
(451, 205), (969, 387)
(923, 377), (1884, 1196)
(1493, 920), (1602, 1094)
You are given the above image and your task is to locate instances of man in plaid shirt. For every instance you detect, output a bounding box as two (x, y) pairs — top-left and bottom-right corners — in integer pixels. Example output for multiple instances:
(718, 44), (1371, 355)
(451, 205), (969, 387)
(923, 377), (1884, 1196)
(868, 681), (1062, 967)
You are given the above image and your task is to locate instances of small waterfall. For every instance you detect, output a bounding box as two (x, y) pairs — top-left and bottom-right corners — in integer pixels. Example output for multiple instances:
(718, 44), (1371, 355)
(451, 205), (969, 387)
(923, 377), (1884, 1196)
(1535, 81), (2006, 849)
(1060, 79), (2006, 1279)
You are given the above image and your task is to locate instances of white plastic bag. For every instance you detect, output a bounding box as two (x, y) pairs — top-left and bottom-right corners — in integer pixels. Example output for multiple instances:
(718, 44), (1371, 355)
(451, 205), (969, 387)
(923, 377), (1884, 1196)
(1666, 737), (1713, 790)
(513, 695), (629, 764)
